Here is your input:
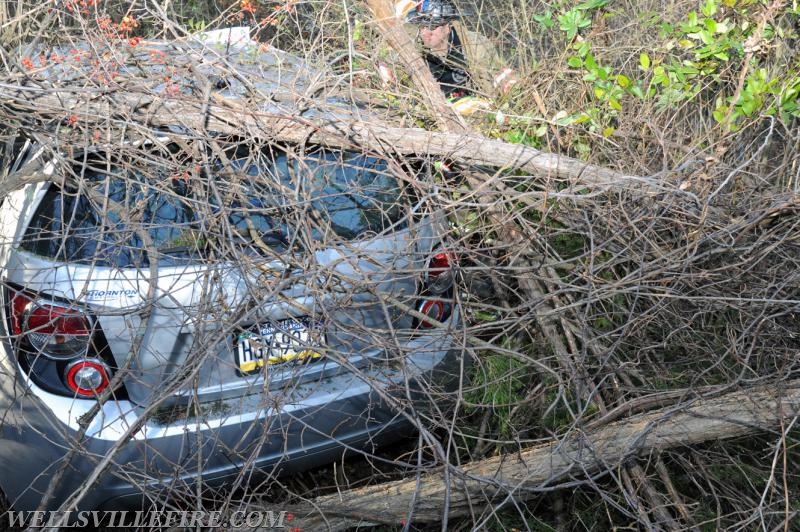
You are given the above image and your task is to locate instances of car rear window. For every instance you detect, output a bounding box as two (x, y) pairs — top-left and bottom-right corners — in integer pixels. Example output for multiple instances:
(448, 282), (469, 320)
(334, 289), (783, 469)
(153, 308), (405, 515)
(21, 144), (405, 267)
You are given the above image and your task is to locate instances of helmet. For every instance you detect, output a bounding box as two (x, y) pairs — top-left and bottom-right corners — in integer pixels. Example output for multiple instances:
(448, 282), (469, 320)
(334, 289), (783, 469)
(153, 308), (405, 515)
(405, 0), (459, 26)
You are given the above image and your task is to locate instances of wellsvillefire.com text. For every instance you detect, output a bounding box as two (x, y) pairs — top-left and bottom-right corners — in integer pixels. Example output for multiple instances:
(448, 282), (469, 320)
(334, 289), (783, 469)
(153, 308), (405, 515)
(5, 509), (295, 529)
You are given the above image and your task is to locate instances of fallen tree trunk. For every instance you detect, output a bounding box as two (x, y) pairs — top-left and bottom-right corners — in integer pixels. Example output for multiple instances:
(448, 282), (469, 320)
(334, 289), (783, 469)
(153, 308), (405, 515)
(0, 80), (676, 198)
(255, 380), (800, 530)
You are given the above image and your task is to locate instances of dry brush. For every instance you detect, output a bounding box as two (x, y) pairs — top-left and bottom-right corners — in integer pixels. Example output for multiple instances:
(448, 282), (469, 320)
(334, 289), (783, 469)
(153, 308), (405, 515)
(0, 0), (799, 530)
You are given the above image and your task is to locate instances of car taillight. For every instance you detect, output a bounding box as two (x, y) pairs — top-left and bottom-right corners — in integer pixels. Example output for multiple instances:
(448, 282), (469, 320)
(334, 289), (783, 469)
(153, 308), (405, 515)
(424, 252), (455, 295)
(6, 286), (121, 400)
(10, 291), (31, 335)
(414, 250), (456, 329)
(416, 299), (447, 329)
(65, 359), (110, 396)
(11, 292), (93, 360)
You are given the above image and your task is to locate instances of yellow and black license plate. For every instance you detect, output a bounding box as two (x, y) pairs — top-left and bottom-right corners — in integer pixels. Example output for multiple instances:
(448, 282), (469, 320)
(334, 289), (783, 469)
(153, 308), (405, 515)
(236, 318), (324, 374)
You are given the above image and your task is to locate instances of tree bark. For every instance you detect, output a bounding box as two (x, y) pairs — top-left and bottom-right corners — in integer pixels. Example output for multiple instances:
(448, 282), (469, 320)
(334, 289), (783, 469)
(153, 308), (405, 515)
(253, 381), (800, 530)
(0, 81), (673, 198)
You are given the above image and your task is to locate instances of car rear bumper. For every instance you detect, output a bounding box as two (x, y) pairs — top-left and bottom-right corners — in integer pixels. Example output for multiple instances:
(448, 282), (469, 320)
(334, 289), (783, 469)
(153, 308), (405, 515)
(0, 339), (466, 512)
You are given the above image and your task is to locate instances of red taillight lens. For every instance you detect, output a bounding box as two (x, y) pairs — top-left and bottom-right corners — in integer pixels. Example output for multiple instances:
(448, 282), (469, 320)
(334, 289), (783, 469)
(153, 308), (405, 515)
(10, 292), (32, 335)
(428, 252), (451, 277)
(414, 251), (456, 329)
(425, 251), (456, 294)
(65, 359), (110, 397)
(26, 304), (91, 335)
(11, 292), (93, 360)
(417, 299), (446, 329)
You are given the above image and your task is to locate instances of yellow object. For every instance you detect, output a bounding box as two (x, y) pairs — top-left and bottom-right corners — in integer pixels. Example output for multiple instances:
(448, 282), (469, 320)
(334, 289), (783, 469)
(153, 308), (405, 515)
(394, 0), (418, 19)
(449, 96), (491, 116)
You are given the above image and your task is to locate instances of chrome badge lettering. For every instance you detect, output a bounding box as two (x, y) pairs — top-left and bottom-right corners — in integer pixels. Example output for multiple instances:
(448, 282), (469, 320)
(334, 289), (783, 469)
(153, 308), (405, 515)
(84, 289), (138, 301)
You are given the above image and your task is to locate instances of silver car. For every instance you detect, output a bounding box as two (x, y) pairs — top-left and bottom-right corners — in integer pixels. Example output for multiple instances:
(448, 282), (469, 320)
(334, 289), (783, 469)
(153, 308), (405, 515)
(0, 31), (461, 512)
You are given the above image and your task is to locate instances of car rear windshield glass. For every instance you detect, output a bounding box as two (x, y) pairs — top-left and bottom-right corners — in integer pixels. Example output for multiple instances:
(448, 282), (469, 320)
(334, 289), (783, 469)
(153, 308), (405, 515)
(21, 146), (405, 267)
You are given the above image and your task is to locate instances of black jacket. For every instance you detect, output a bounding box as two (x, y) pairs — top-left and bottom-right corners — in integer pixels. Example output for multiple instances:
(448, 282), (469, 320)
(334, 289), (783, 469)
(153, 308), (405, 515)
(424, 27), (473, 98)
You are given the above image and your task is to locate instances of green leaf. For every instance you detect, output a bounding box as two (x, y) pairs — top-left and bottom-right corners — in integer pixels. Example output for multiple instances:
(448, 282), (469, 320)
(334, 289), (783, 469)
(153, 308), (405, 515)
(639, 53), (651, 70)
(701, 0), (717, 18)
(584, 53), (598, 71)
(553, 110), (577, 126)
(617, 74), (631, 88)
(353, 19), (364, 41)
(534, 124), (549, 137)
(594, 86), (606, 99)
(715, 19), (731, 33)
(558, 9), (591, 40)
(630, 85), (645, 99)
(712, 106), (727, 123)
(652, 68), (669, 87)
(504, 130), (523, 143)
(533, 11), (555, 29)
(609, 98), (623, 111)
(573, 113), (591, 125)
(472, 311), (499, 322)
(782, 83), (800, 104)
(575, 40), (590, 57)
(567, 56), (584, 68)
(576, 0), (610, 10)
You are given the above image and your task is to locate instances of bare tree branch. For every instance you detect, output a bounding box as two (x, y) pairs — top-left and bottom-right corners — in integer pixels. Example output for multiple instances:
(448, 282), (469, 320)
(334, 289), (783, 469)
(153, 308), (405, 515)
(258, 380), (800, 529)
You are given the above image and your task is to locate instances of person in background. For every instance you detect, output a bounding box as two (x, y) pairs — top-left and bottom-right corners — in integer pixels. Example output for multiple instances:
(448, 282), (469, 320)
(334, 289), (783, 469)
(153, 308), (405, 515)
(389, 0), (517, 116)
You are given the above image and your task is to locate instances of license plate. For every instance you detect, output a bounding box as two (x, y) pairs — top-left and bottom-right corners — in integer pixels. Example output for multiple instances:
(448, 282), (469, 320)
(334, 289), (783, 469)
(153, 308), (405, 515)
(236, 318), (324, 374)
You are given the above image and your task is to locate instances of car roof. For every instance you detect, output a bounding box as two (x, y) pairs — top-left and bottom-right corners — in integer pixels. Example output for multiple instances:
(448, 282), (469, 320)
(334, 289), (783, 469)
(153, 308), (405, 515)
(23, 27), (357, 122)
